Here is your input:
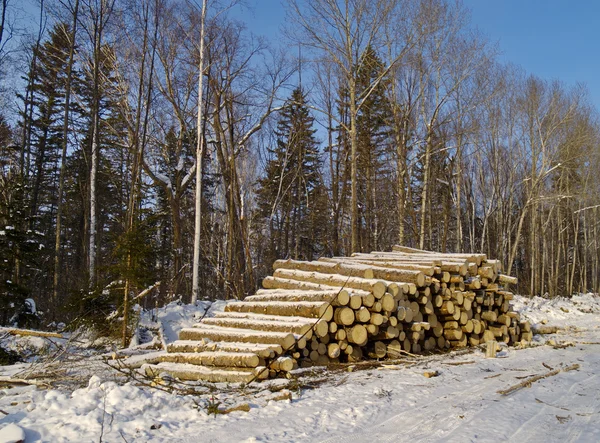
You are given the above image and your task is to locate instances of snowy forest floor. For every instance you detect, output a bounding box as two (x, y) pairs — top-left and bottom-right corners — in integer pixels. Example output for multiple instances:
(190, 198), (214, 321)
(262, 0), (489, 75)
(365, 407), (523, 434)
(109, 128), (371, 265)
(1, 294), (599, 443)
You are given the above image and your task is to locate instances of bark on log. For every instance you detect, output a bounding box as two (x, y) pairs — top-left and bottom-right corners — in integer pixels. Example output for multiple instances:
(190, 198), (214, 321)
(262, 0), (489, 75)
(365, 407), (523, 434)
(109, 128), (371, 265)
(498, 274), (518, 285)
(225, 301), (334, 321)
(1, 328), (63, 338)
(167, 340), (280, 359)
(202, 317), (315, 336)
(247, 289), (350, 306)
(179, 326), (297, 349)
(273, 269), (388, 298)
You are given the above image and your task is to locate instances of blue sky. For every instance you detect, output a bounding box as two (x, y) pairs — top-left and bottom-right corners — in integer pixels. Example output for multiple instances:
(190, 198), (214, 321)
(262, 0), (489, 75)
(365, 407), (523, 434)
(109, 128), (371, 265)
(463, 0), (600, 108)
(17, 0), (600, 109)
(242, 0), (600, 110)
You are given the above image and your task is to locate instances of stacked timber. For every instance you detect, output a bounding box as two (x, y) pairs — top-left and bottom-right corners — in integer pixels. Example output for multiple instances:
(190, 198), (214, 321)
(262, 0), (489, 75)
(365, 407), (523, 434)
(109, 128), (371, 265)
(140, 246), (531, 383)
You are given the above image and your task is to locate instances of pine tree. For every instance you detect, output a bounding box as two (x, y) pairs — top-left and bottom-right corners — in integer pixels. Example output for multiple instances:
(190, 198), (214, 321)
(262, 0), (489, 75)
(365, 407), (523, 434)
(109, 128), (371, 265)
(255, 88), (326, 271)
(27, 23), (72, 229)
(14, 23), (74, 313)
(0, 170), (44, 326)
(355, 46), (392, 251)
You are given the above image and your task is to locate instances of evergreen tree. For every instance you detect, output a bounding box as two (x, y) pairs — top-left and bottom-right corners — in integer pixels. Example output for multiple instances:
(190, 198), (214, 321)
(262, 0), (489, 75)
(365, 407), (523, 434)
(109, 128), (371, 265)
(355, 45), (392, 251)
(0, 170), (43, 326)
(333, 46), (392, 252)
(27, 23), (72, 229)
(255, 88), (326, 271)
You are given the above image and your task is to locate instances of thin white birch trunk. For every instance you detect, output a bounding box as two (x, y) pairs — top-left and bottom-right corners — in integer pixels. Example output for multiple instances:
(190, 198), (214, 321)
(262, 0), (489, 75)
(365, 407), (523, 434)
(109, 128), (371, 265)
(191, 0), (208, 304)
(89, 117), (98, 287)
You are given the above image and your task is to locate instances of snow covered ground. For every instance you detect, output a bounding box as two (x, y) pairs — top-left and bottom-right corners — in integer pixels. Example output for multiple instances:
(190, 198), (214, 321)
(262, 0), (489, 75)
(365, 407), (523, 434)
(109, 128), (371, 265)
(1, 294), (599, 443)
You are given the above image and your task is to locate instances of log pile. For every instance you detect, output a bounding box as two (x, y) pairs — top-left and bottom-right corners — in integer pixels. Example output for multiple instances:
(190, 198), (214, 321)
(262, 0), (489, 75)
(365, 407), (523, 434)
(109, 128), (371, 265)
(141, 246), (531, 383)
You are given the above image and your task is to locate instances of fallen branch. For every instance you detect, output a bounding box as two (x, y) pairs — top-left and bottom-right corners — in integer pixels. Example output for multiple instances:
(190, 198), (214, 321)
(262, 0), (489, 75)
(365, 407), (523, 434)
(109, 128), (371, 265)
(0, 376), (52, 388)
(498, 364), (580, 395)
(442, 360), (475, 366)
(532, 325), (559, 335)
(133, 281), (161, 301)
(0, 327), (63, 339)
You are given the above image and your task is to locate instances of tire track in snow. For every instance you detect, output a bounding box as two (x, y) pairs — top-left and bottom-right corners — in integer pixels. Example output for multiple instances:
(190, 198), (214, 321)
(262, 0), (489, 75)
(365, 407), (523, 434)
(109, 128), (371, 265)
(507, 366), (598, 442)
(319, 370), (503, 443)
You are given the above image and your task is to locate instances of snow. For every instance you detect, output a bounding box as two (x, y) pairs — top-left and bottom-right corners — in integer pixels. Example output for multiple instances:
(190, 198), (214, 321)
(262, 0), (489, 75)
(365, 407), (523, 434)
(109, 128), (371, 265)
(0, 423), (25, 443)
(0, 294), (599, 442)
(139, 300), (226, 343)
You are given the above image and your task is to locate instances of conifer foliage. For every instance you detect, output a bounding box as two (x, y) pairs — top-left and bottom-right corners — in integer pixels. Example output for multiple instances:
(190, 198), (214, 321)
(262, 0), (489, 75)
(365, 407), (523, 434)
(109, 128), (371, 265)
(256, 88), (327, 269)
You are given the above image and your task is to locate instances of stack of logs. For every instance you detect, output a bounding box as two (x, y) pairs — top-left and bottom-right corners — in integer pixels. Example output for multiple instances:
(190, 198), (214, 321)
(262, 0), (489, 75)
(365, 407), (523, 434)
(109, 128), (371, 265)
(141, 246), (531, 382)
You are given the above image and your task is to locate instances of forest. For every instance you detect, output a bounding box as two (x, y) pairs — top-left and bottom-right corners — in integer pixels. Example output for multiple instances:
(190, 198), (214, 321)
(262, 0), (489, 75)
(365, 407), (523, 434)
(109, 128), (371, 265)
(0, 0), (598, 334)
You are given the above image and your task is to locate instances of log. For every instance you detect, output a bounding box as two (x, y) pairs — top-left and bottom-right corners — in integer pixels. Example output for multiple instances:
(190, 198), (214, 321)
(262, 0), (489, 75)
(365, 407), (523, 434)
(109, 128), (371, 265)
(461, 320), (474, 334)
(270, 356), (295, 372)
(275, 259), (425, 286)
(482, 329), (496, 342)
(273, 259), (371, 278)
(327, 343), (341, 359)
(427, 313), (438, 327)
(273, 268), (388, 298)
(348, 345), (363, 362)
(532, 324), (559, 334)
(368, 341), (388, 359)
(381, 293), (397, 312)
(333, 307), (356, 326)
(437, 336), (447, 348)
(497, 364), (580, 395)
(396, 306), (407, 321)
(347, 324), (368, 346)
(167, 340), (281, 359)
(1, 328), (63, 338)
(321, 257), (436, 276)
(464, 277), (481, 289)
(262, 276), (344, 293)
(225, 301), (334, 321)
(452, 291), (464, 305)
(498, 274), (518, 285)
(355, 306), (371, 323)
(369, 313), (384, 326)
(481, 310), (498, 323)
(248, 289), (350, 306)
(444, 321), (459, 329)
(179, 326), (297, 349)
(497, 314), (512, 327)
(202, 317), (315, 336)
(366, 324), (379, 335)
(444, 329), (463, 341)
(379, 325), (400, 339)
(440, 300), (455, 315)
(317, 342), (327, 355)
(386, 340), (402, 358)
(410, 322), (431, 332)
(329, 322), (338, 334)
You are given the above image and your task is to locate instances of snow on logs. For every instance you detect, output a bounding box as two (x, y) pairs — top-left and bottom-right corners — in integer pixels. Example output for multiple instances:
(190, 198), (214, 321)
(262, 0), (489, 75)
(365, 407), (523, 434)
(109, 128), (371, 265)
(142, 246), (530, 383)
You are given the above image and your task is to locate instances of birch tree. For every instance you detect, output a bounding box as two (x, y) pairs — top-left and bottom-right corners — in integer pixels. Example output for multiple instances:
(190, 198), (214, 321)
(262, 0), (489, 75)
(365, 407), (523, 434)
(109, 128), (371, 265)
(191, 0), (207, 304)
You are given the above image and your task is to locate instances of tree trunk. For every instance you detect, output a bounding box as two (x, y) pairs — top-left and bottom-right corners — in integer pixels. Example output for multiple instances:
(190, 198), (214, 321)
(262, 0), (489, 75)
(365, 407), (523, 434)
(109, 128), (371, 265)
(53, 0), (79, 317)
(191, 0), (207, 304)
